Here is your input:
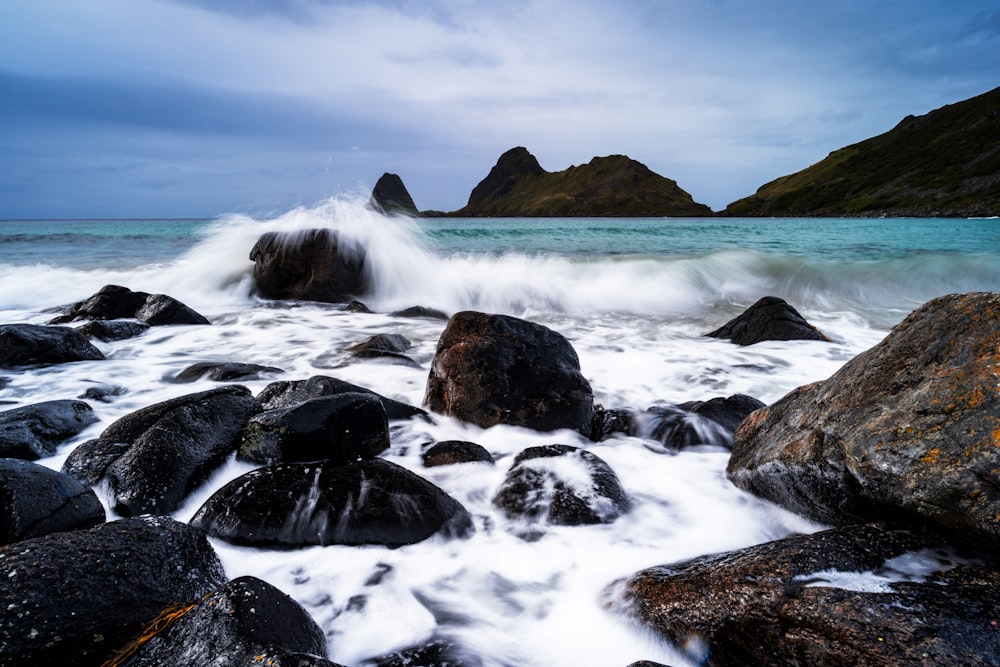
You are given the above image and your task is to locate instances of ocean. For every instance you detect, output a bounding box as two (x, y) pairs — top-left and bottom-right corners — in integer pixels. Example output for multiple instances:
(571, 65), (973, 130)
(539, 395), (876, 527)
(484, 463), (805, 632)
(2, 200), (999, 666)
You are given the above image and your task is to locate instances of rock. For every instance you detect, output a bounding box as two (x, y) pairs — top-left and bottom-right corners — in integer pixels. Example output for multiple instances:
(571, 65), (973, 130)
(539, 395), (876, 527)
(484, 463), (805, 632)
(78, 385), (127, 403)
(0, 323), (106, 367)
(172, 361), (285, 383)
(728, 292), (1000, 545)
(75, 319), (150, 341)
(422, 440), (494, 467)
(638, 394), (765, 450)
(258, 375), (426, 420)
(424, 311), (594, 434)
(0, 399), (99, 460)
(347, 333), (419, 367)
(345, 300), (373, 313)
(362, 638), (480, 667)
(238, 392), (389, 465)
(609, 523), (999, 667)
(369, 172), (419, 216)
(63, 385), (261, 516)
(191, 458), (474, 548)
(0, 458), (105, 545)
(249, 228), (367, 303)
(109, 576), (328, 666)
(0, 516), (226, 666)
(49, 284), (209, 326)
(705, 296), (830, 345)
(589, 406), (637, 442)
(390, 305), (449, 320)
(679, 393), (767, 433)
(493, 444), (629, 526)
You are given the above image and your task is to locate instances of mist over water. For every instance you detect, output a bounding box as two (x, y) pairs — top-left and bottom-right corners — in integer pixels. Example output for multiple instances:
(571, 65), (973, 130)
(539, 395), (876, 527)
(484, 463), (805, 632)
(1, 201), (998, 665)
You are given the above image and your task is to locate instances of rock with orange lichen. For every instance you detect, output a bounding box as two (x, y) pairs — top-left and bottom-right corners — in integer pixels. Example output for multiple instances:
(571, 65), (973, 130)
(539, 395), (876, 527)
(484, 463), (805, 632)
(728, 292), (1000, 546)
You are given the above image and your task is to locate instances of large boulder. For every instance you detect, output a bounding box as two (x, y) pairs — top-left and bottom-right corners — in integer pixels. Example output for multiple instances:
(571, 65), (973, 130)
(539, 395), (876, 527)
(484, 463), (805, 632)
(0, 323), (105, 367)
(0, 516), (226, 666)
(191, 458), (474, 548)
(705, 296), (830, 345)
(728, 292), (1000, 545)
(609, 523), (999, 667)
(258, 375), (426, 420)
(238, 392), (390, 465)
(0, 399), (99, 460)
(424, 311), (594, 434)
(493, 444), (629, 526)
(49, 284), (210, 326)
(109, 576), (330, 666)
(61, 385), (261, 516)
(249, 228), (368, 303)
(0, 458), (105, 545)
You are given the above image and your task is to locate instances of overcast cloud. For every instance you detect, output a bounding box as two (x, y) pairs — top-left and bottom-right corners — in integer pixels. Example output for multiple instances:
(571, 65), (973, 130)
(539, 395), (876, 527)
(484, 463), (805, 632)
(1, 0), (998, 218)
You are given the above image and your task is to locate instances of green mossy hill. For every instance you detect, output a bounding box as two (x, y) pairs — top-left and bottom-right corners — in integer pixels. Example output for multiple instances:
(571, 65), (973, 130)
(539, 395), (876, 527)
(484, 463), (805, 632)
(724, 86), (1000, 217)
(449, 147), (712, 217)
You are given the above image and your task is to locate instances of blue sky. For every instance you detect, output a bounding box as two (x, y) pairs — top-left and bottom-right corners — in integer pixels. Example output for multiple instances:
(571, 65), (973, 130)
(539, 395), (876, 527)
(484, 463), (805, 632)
(1, 0), (998, 218)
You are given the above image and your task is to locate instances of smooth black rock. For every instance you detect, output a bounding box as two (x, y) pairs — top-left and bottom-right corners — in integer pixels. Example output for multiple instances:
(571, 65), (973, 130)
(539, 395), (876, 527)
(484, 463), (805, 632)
(192, 458), (474, 548)
(75, 319), (150, 341)
(369, 172), (419, 216)
(422, 440), (494, 467)
(0, 458), (105, 545)
(172, 361), (285, 383)
(50, 284), (209, 326)
(238, 392), (390, 465)
(258, 375), (426, 420)
(0, 399), (98, 460)
(249, 229), (368, 303)
(111, 576), (328, 666)
(705, 296), (830, 346)
(0, 323), (105, 367)
(639, 394), (764, 451)
(493, 445), (629, 526)
(0, 516), (226, 666)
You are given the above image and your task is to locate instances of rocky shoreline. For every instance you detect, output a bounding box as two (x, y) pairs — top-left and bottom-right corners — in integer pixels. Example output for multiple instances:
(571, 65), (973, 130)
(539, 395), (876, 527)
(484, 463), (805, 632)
(1, 231), (998, 665)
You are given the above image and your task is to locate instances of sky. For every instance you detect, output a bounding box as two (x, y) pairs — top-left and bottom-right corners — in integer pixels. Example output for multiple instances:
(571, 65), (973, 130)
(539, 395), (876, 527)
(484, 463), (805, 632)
(1, 0), (999, 219)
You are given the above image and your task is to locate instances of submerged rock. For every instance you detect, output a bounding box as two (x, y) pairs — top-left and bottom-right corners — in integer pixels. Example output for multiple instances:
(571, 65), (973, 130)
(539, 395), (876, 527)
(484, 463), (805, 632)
(705, 296), (830, 346)
(172, 360), (285, 383)
(589, 406), (637, 442)
(250, 228), (367, 303)
(639, 394), (765, 450)
(0, 516), (226, 666)
(75, 319), (150, 342)
(424, 311), (594, 434)
(258, 375), (426, 420)
(0, 323), (106, 367)
(50, 284), (210, 326)
(347, 333), (419, 366)
(0, 398), (98, 460)
(391, 305), (449, 320)
(422, 440), (494, 467)
(192, 458), (474, 548)
(728, 292), (1000, 545)
(0, 458), (105, 545)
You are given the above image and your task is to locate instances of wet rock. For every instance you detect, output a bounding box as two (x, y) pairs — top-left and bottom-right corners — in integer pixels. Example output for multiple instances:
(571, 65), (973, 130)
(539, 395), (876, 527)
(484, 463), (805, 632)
(610, 523), (999, 667)
(63, 385), (261, 516)
(250, 228), (367, 303)
(728, 292), (1000, 545)
(110, 576), (328, 666)
(493, 444), (629, 526)
(258, 375), (426, 420)
(0, 399), (98, 460)
(0, 458), (105, 545)
(238, 392), (390, 465)
(75, 319), (150, 341)
(639, 394), (765, 450)
(425, 311), (595, 434)
(369, 172), (419, 216)
(347, 333), (419, 366)
(0, 516), (226, 666)
(0, 323), (106, 367)
(422, 440), (494, 467)
(362, 638), (481, 667)
(172, 361), (285, 383)
(192, 458), (474, 548)
(589, 406), (637, 442)
(705, 296), (830, 345)
(78, 384), (127, 403)
(678, 393), (766, 433)
(345, 300), (373, 313)
(391, 306), (449, 320)
(50, 284), (209, 326)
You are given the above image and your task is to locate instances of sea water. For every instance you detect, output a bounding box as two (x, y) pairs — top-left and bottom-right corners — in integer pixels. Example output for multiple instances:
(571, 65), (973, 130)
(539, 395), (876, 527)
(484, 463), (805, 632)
(1, 201), (998, 666)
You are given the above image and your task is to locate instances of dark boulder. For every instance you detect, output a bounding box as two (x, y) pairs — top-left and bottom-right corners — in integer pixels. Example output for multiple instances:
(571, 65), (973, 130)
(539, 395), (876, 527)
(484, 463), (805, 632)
(369, 172), (419, 216)
(345, 300), (373, 313)
(109, 576), (328, 666)
(62, 385), (261, 516)
(424, 311), (594, 434)
(347, 333), (419, 366)
(258, 375), (426, 420)
(609, 523), (999, 667)
(493, 445), (629, 526)
(50, 284), (209, 326)
(238, 392), (389, 465)
(191, 458), (474, 548)
(589, 406), (637, 442)
(0, 399), (98, 460)
(679, 393), (766, 433)
(422, 440), (494, 467)
(0, 458), (105, 545)
(639, 394), (765, 450)
(0, 323), (105, 367)
(728, 292), (1000, 545)
(0, 516), (226, 666)
(75, 319), (150, 341)
(390, 305), (449, 320)
(172, 361), (285, 383)
(705, 296), (830, 345)
(249, 228), (367, 303)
